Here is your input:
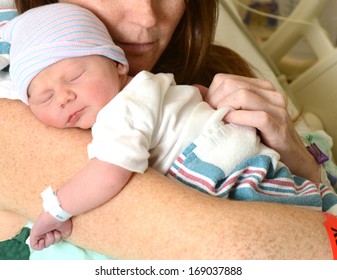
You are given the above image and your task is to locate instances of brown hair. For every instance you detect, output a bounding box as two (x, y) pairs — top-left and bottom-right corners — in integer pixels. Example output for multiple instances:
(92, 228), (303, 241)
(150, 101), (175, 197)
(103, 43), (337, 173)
(14, 0), (255, 86)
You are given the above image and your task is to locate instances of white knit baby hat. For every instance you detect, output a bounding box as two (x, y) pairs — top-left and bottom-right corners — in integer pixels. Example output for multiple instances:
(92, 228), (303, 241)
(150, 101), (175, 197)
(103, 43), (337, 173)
(0, 3), (129, 104)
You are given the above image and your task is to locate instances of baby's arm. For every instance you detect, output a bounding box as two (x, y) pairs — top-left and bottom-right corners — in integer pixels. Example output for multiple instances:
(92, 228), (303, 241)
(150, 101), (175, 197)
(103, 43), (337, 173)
(30, 159), (132, 250)
(56, 159), (132, 215)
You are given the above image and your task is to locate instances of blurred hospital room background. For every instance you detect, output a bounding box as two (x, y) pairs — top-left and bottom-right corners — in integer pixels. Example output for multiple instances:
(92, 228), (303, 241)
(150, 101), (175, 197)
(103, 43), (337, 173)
(234, 0), (337, 81)
(228, 0), (337, 160)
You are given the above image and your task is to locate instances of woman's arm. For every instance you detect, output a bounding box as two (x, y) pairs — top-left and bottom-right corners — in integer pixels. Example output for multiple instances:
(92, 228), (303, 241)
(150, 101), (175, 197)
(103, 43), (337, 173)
(0, 211), (28, 240)
(0, 98), (332, 259)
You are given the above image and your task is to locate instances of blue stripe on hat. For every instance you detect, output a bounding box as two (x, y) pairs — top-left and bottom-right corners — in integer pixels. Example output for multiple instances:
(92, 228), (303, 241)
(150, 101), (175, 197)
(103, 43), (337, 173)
(1, 3), (128, 104)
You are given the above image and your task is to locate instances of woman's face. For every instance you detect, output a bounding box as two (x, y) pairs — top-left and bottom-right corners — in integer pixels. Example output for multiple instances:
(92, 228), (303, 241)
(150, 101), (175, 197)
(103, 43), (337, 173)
(59, 0), (186, 76)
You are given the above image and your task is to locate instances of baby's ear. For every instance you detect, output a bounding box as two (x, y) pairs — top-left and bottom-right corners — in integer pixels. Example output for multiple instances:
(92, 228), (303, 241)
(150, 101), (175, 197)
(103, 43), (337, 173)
(116, 62), (128, 75)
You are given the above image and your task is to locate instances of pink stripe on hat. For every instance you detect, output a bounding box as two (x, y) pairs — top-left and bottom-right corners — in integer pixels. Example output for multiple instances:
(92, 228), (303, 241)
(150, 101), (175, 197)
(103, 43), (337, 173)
(0, 3), (128, 104)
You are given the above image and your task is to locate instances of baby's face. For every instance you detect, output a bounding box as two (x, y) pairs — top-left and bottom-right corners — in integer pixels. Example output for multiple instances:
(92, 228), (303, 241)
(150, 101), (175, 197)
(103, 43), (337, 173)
(28, 55), (127, 129)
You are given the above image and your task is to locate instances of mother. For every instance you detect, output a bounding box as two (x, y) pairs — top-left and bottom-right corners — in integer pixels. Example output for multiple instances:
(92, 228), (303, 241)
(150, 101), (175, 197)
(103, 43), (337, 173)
(0, 0), (332, 259)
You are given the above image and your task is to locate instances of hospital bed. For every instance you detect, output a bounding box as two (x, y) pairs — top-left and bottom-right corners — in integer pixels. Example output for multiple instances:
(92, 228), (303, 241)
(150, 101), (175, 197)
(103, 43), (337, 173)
(218, 0), (337, 160)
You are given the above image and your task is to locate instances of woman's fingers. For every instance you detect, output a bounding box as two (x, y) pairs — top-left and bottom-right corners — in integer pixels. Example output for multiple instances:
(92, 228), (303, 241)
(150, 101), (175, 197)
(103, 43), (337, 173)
(216, 88), (286, 114)
(204, 73), (320, 183)
(214, 73), (275, 88)
(205, 74), (287, 110)
(205, 74), (292, 155)
(224, 109), (289, 145)
(205, 74), (290, 145)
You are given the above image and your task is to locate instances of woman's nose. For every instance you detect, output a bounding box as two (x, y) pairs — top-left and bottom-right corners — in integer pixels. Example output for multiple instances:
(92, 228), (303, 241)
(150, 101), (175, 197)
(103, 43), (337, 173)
(129, 0), (157, 28)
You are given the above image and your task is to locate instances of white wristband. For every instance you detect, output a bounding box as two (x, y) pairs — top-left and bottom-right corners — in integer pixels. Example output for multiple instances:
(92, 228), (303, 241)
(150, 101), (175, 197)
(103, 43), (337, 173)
(41, 186), (72, 222)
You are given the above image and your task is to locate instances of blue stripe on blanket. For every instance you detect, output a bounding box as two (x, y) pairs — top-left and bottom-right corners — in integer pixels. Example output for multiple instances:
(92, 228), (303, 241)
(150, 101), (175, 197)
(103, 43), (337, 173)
(0, 10), (18, 21)
(230, 187), (322, 208)
(0, 10), (18, 55)
(168, 142), (337, 212)
(321, 185), (337, 212)
(0, 42), (10, 55)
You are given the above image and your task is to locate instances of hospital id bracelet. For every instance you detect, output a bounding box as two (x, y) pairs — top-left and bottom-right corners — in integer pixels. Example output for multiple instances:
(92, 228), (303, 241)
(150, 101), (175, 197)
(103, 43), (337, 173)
(41, 186), (72, 222)
(306, 142), (329, 164)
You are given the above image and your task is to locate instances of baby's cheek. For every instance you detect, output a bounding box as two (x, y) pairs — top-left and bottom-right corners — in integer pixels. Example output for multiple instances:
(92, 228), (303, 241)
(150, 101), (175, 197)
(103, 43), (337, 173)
(35, 110), (64, 129)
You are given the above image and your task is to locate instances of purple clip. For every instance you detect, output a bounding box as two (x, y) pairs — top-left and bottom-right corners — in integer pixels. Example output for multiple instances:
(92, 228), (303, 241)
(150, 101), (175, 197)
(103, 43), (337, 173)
(306, 143), (329, 164)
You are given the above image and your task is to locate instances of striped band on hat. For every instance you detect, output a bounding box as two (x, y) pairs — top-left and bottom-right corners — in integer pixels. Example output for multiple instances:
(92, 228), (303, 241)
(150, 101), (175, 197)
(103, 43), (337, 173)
(0, 3), (128, 104)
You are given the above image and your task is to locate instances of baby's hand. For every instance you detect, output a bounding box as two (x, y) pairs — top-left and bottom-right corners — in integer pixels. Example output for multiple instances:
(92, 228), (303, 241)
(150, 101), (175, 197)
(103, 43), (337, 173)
(30, 211), (72, 250)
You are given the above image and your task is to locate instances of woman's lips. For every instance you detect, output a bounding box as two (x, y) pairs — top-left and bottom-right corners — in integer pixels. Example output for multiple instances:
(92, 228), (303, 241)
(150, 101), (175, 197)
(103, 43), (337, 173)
(116, 41), (156, 54)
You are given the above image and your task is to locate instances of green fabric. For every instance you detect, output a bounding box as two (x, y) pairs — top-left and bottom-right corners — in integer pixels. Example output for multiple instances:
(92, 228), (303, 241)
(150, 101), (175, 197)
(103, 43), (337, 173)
(1, 222), (114, 260)
(0, 227), (30, 260)
(23, 222), (113, 260)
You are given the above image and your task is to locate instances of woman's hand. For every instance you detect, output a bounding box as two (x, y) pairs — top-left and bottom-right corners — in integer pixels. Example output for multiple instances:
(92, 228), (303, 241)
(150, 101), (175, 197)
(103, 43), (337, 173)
(199, 74), (320, 183)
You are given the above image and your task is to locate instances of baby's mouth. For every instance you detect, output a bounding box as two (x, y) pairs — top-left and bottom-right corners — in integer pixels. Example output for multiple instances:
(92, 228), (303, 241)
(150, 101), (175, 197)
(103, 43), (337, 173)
(67, 109), (83, 126)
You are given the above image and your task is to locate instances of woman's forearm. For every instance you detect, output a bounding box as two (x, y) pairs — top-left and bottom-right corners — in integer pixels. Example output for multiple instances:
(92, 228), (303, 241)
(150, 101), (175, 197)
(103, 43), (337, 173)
(69, 168), (333, 259)
(0, 211), (28, 240)
(0, 99), (332, 259)
(0, 99), (91, 218)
